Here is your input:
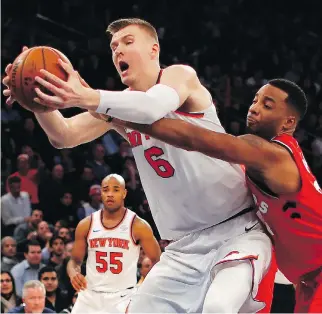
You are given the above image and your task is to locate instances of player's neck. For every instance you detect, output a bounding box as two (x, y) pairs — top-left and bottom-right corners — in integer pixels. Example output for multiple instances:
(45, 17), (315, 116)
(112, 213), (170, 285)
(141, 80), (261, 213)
(129, 63), (161, 91)
(102, 206), (126, 220)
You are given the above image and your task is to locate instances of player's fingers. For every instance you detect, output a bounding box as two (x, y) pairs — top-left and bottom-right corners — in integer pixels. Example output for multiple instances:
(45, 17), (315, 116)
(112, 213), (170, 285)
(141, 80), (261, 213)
(33, 92), (63, 108)
(22, 46), (29, 52)
(6, 96), (15, 106)
(73, 276), (85, 290)
(78, 275), (87, 289)
(71, 279), (81, 292)
(2, 76), (10, 87)
(38, 69), (70, 91)
(58, 59), (75, 76)
(5, 63), (12, 75)
(3, 89), (11, 97)
(35, 76), (66, 97)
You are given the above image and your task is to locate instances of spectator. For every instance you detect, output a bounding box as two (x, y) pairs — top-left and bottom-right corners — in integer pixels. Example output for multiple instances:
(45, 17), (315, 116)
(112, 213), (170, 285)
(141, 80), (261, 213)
(137, 257), (153, 286)
(7, 280), (55, 313)
(1, 237), (18, 272)
(1, 176), (32, 236)
(87, 143), (111, 181)
(77, 185), (104, 220)
(21, 145), (45, 170)
(47, 236), (66, 268)
(55, 191), (78, 228)
(38, 164), (66, 223)
(14, 209), (43, 243)
(57, 227), (72, 243)
(159, 239), (170, 252)
(6, 154), (39, 205)
(11, 240), (45, 297)
(60, 291), (78, 314)
(1, 271), (22, 313)
(54, 220), (69, 233)
(38, 266), (69, 312)
(64, 242), (74, 259)
(73, 165), (99, 204)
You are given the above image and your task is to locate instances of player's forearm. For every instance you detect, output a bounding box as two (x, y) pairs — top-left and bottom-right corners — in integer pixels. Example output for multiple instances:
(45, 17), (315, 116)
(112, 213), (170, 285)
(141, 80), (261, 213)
(35, 111), (111, 149)
(67, 258), (82, 278)
(34, 111), (70, 148)
(91, 85), (180, 124)
(117, 118), (242, 162)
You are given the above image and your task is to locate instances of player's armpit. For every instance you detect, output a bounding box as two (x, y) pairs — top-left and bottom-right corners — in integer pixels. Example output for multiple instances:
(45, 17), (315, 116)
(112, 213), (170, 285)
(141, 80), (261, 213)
(132, 217), (161, 265)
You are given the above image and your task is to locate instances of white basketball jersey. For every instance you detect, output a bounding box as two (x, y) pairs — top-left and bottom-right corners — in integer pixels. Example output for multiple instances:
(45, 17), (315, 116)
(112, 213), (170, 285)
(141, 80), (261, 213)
(125, 105), (253, 240)
(86, 209), (140, 292)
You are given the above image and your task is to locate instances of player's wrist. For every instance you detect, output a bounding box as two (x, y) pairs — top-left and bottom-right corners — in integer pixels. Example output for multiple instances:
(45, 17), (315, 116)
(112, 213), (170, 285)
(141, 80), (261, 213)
(79, 88), (101, 111)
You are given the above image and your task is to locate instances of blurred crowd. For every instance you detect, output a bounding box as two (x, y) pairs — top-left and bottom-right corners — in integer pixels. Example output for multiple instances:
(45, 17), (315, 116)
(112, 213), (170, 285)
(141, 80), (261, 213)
(1, 0), (321, 313)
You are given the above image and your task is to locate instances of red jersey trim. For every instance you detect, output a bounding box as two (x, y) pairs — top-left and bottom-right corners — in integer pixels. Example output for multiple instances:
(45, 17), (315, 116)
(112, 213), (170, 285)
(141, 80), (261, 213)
(129, 214), (139, 246)
(86, 213), (94, 243)
(246, 175), (279, 199)
(174, 110), (205, 118)
(100, 208), (128, 230)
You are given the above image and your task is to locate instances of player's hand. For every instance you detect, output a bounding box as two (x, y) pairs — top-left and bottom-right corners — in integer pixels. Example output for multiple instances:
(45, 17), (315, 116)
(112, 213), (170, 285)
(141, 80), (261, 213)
(2, 46), (29, 106)
(33, 59), (100, 110)
(70, 272), (87, 292)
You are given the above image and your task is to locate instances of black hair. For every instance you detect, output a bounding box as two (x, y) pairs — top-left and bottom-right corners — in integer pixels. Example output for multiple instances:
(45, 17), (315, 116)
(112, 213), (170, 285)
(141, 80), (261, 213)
(49, 236), (65, 247)
(24, 240), (41, 254)
(38, 266), (57, 280)
(268, 78), (308, 120)
(8, 176), (21, 185)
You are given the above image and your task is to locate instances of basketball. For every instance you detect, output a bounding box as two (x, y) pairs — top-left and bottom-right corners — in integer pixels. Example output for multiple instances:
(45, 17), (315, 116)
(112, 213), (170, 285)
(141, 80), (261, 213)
(9, 46), (71, 113)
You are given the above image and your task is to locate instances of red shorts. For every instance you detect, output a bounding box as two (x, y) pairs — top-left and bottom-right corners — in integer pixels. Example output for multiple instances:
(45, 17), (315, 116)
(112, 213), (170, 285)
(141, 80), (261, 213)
(295, 267), (322, 313)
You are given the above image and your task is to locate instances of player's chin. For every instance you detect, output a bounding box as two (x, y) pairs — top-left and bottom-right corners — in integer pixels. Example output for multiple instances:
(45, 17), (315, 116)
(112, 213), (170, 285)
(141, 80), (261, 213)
(245, 124), (257, 134)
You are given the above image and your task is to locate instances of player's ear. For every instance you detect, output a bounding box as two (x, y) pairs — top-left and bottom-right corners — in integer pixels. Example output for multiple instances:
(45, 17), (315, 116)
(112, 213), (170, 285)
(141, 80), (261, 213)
(150, 43), (159, 60)
(283, 115), (296, 132)
(123, 189), (127, 200)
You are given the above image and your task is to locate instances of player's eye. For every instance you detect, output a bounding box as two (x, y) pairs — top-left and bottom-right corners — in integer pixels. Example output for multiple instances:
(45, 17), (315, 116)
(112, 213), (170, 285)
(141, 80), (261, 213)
(264, 104), (272, 109)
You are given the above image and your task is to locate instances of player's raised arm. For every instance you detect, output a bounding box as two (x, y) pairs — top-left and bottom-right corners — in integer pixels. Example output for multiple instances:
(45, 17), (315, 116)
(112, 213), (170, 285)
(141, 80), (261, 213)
(132, 216), (161, 265)
(67, 216), (91, 292)
(32, 63), (200, 124)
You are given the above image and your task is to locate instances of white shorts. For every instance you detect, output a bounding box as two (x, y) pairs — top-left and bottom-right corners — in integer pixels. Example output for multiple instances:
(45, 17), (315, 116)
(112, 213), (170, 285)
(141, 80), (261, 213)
(71, 288), (134, 314)
(129, 212), (274, 313)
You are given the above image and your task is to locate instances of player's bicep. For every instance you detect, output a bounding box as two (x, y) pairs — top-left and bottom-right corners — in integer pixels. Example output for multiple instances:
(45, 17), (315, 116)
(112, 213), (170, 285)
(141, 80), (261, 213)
(133, 218), (161, 264)
(72, 217), (91, 263)
(160, 65), (198, 106)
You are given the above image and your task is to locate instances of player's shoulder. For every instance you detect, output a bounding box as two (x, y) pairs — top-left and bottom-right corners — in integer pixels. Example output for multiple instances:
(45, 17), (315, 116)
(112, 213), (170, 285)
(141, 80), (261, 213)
(132, 215), (153, 235)
(163, 64), (197, 77)
(76, 215), (93, 235)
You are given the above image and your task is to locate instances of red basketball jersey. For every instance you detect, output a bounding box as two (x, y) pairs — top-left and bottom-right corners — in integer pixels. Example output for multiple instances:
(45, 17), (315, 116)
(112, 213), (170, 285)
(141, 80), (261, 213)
(246, 134), (322, 283)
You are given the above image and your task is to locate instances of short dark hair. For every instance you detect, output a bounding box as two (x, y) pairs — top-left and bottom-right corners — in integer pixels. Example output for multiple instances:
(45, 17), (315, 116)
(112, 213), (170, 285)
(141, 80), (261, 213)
(268, 78), (308, 120)
(24, 240), (41, 254)
(8, 176), (21, 185)
(38, 266), (57, 281)
(106, 18), (158, 43)
(49, 236), (65, 247)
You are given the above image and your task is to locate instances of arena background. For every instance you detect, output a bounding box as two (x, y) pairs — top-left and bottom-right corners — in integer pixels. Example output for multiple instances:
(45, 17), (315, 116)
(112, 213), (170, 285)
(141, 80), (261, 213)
(1, 0), (321, 312)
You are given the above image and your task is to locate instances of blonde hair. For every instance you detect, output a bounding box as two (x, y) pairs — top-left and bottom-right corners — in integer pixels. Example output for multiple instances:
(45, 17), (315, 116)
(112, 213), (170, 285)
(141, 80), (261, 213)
(106, 18), (159, 43)
(22, 280), (46, 298)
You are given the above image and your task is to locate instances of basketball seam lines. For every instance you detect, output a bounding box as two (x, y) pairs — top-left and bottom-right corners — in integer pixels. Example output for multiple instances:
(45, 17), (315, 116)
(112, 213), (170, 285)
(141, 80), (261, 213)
(20, 49), (33, 106)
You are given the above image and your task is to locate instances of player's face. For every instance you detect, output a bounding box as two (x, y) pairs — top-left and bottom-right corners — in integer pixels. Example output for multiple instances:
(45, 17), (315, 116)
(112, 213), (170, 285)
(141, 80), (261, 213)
(110, 25), (157, 86)
(246, 84), (291, 140)
(101, 177), (127, 213)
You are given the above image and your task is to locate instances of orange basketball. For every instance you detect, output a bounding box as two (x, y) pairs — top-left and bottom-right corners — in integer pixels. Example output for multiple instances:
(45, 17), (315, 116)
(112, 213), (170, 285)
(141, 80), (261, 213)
(9, 46), (71, 113)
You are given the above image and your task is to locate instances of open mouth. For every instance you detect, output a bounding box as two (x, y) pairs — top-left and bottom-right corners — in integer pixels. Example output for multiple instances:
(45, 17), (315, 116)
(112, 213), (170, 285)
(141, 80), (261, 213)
(119, 61), (129, 73)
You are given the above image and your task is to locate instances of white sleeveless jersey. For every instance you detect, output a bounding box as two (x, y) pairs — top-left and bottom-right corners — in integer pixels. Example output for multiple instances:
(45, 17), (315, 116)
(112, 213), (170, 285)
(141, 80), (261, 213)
(86, 209), (140, 292)
(125, 105), (253, 240)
